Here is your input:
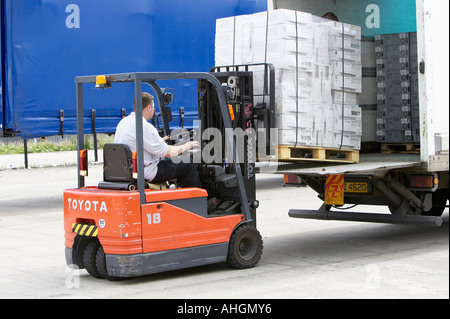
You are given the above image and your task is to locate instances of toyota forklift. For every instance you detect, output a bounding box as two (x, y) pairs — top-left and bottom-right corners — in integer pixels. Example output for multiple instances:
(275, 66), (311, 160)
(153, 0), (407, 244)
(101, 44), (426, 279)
(64, 71), (263, 280)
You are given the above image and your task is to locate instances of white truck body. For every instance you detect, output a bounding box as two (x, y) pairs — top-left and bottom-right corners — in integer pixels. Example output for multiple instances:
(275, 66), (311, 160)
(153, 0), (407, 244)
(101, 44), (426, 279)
(264, 0), (449, 225)
(267, 0), (448, 172)
(416, 0), (449, 171)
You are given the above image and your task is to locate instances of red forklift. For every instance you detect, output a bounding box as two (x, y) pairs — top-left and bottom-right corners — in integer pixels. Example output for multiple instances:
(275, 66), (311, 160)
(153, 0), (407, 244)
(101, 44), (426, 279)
(64, 71), (263, 279)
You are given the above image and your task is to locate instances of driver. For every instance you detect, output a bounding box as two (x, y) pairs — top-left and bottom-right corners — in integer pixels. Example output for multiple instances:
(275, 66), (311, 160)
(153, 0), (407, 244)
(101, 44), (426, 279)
(115, 92), (201, 188)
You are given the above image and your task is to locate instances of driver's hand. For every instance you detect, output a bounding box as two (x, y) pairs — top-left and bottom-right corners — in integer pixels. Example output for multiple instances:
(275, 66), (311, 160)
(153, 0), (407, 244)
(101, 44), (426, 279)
(189, 141), (200, 149)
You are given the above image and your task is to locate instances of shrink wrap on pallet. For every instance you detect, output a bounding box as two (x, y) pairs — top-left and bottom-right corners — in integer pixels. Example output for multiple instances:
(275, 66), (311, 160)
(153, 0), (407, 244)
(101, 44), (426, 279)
(215, 9), (362, 150)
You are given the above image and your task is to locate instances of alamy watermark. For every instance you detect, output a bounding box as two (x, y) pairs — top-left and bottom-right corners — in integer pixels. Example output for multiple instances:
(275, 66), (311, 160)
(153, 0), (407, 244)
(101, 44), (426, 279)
(66, 264), (81, 289)
(366, 4), (381, 29)
(168, 120), (279, 173)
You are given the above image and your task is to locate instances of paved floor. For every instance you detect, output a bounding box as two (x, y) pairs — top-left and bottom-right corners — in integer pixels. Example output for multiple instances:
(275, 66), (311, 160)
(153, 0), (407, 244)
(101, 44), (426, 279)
(0, 152), (448, 299)
(0, 149), (101, 170)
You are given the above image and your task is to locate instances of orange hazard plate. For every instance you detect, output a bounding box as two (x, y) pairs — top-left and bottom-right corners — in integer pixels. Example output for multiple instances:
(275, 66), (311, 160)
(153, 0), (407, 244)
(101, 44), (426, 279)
(325, 174), (344, 205)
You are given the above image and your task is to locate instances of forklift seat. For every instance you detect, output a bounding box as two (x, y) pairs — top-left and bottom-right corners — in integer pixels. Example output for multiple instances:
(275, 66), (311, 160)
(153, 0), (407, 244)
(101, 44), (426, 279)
(98, 143), (166, 191)
(98, 143), (136, 191)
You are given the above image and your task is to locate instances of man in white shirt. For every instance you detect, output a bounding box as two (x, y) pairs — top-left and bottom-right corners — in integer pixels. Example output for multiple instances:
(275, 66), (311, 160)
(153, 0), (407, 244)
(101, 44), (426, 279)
(115, 92), (201, 188)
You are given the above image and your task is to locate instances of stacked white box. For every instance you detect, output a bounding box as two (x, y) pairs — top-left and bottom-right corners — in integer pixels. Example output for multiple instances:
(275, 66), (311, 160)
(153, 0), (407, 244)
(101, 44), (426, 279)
(215, 9), (362, 150)
(332, 102), (362, 149)
(326, 18), (362, 149)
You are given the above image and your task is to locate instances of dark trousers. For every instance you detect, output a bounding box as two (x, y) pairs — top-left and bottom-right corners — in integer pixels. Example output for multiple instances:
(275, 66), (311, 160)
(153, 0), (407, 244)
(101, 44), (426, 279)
(152, 159), (201, 188)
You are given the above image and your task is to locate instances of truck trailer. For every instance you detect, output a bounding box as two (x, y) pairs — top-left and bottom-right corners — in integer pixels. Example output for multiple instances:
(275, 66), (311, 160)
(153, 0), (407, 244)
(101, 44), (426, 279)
(0, 0), (267, 139)
(261, 0), (449, 226)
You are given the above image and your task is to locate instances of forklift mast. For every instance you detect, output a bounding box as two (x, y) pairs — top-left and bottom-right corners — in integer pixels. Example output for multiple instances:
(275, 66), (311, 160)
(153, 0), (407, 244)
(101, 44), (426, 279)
(199, 70), (257, 224)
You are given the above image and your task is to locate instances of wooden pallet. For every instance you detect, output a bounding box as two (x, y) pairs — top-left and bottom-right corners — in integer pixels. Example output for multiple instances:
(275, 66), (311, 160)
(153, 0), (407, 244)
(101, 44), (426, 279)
(277, 145), (360, 163)
(381, 143), (420, 153)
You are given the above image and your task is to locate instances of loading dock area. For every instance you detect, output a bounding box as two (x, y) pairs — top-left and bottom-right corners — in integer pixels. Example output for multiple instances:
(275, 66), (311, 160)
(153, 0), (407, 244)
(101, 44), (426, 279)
(0, 155), (447, 299)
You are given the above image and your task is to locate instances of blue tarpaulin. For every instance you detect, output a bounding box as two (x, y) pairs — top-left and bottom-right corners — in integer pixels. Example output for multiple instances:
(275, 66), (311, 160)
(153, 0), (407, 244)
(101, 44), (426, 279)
(1, 0), (267, 138)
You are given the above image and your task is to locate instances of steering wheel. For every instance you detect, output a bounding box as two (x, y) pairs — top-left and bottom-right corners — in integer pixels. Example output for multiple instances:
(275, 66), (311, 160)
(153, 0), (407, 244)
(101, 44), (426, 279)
(171, 128), (193, 146)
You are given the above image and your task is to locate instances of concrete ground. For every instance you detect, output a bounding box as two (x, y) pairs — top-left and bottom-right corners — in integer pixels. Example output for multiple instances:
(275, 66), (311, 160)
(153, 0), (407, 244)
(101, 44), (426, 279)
(0, 151), (448, 299)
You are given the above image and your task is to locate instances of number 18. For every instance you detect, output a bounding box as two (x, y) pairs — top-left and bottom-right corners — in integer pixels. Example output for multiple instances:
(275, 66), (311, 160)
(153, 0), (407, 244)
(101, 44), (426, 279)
(147, 213), (161, 224)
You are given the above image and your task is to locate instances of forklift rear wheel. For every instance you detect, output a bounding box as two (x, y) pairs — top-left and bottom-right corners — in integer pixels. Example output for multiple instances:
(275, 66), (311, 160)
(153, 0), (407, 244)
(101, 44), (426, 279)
(95, 246), (124, 281)
(227, 224), (263, 269)
(83, 239), (103, 279)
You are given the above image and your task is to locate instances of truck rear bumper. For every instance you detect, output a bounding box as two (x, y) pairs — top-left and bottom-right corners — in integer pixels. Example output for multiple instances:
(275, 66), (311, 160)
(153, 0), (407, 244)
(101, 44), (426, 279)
(289, 205), (444, 227)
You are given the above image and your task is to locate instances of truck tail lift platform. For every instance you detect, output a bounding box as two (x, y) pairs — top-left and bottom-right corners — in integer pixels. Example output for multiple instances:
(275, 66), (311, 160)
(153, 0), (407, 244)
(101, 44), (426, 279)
(64, 72), (262, 280)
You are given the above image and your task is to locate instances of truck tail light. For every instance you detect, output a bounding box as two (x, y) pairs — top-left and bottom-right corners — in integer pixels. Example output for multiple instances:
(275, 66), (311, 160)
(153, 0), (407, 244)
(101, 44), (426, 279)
(132, 151), (138, 179)
(79, 149), (88, 176)
(409, 174), (436, 188)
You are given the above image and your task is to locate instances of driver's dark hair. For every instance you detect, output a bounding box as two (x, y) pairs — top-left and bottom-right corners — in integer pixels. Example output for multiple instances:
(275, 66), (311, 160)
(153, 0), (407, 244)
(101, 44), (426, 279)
(134, 92), (154, 111)
(322, 12), (339, 21)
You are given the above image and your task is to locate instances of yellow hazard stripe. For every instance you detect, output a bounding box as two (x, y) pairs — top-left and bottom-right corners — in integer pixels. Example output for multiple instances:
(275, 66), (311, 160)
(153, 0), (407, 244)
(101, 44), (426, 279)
(72, 223), (98, 237)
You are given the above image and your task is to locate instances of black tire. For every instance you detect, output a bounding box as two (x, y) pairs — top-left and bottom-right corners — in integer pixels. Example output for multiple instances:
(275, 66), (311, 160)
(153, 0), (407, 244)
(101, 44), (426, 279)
(227, 224), (263, 269)
(83, 239), (103, 279)
(422, 189), (449, 217)
(95, 246), (124, 281)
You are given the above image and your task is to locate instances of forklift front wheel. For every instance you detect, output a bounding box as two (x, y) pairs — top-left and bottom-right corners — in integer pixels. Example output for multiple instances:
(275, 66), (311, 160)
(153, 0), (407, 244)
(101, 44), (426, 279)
(227, 224), (263, 269)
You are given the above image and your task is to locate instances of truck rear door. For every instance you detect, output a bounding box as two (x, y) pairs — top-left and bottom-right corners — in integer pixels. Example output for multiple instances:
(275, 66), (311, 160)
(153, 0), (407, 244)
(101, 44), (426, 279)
(416, 0), (449, 171)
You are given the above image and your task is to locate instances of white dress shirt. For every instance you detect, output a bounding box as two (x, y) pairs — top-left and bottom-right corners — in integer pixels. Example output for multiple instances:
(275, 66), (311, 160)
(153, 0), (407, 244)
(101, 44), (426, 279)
(114, 112), (168, 181)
